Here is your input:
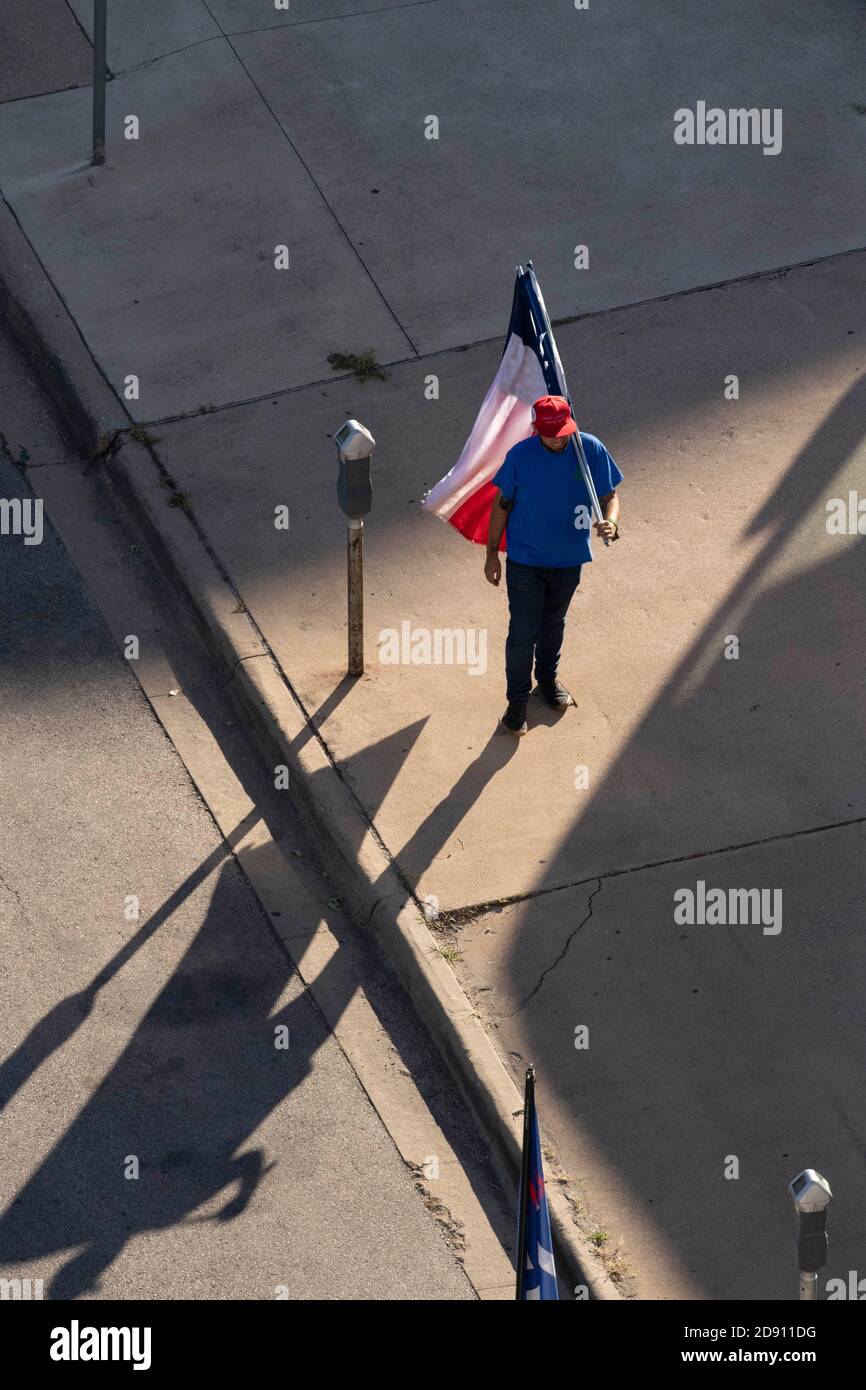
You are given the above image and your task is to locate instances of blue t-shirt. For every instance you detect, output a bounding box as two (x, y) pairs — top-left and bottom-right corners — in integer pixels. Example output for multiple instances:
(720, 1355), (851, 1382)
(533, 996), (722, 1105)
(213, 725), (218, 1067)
(492, 432), (623, 567)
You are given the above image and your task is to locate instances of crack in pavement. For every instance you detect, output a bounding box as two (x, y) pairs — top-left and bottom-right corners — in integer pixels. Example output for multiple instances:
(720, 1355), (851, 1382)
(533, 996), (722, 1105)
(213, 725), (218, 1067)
(437, 811), (866, 927)
(0, 863), (36, 934)
(113, 34), (225, 80)
(226, 0), (448, 35)
(358, 890), (404, 932)
(65, 4), (452, 85)
(502, 877), (604, 1020)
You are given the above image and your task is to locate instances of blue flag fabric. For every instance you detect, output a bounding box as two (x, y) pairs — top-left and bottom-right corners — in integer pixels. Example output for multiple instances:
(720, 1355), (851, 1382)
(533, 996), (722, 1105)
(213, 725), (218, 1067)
(522, 1099), (559, 1300)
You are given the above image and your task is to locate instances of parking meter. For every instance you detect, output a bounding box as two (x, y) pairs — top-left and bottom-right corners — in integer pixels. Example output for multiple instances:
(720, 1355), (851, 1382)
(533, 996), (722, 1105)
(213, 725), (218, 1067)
(335, 419), (374, 519)
(788, 1169), (832, 1299)
(334, 419), (374, 676)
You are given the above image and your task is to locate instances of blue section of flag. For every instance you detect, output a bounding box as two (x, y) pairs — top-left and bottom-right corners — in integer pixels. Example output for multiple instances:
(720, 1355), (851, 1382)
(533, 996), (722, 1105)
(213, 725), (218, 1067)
(506, 265), (566, 399)
(522, 1099), (559, 1300)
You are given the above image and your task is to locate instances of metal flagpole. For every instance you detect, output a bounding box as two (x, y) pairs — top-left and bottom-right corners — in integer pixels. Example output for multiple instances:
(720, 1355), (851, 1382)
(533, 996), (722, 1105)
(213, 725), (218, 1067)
(515, 1064), (534, 1300)
(523, 262), (609, 546)
(568, 432), (609, 546)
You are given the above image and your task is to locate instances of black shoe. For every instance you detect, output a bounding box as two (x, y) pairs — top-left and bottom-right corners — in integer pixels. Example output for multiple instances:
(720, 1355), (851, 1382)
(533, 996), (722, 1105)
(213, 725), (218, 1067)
(500, 700), (528, 735)
(535, 679), (574, 710)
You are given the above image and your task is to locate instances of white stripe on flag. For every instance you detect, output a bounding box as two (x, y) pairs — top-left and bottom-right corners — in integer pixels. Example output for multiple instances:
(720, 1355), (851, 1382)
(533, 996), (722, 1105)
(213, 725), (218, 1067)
(422, 333), (547, 520)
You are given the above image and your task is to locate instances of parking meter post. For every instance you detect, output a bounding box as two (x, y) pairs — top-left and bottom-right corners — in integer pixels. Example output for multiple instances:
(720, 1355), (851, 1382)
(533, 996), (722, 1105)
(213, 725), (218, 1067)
(788, 1169), (832, 1301)
(334, 419), (374, 679)
(347, 519), (364, 677)
(92, 0), (107, 166)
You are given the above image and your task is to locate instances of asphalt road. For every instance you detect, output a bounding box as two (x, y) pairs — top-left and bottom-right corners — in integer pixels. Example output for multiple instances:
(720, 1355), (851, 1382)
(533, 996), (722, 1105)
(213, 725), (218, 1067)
(0, 321), (475, 1300)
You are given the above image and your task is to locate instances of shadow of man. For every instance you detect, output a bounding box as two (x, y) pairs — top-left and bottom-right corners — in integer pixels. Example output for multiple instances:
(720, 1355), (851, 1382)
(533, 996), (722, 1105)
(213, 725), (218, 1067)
(0, 839), (355, 1299)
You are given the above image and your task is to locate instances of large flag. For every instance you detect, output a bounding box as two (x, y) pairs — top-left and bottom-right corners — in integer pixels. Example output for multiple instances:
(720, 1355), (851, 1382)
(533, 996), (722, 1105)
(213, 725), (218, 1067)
(516, 1065), (559, 1300)
(422, 262), (604, 550)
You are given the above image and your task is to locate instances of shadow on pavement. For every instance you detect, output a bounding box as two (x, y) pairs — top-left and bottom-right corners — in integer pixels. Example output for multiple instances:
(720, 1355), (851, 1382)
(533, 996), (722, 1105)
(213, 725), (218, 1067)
(495, 374), (866, 1296)
(0, 839), (338, 1298)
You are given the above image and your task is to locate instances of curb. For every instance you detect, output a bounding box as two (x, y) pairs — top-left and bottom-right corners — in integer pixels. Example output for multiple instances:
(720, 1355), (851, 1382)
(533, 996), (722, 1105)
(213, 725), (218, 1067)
(0, 197), (623, 1301)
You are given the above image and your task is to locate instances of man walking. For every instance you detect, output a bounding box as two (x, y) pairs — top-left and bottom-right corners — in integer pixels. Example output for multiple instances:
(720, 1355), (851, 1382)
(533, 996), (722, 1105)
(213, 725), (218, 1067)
(484, 395), (622, 735)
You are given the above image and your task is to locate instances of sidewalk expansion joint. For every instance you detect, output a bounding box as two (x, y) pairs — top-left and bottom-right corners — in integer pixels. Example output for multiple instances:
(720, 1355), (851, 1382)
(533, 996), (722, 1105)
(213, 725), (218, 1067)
(66, 1), (453, 89)
(0, 83), (93, 109)
(199, 0), (418, 357)
(61, 0), (104, 68)
(547, 243), (866, 336)
(139, 243), (866, 428)
(439, 812), (866, 925)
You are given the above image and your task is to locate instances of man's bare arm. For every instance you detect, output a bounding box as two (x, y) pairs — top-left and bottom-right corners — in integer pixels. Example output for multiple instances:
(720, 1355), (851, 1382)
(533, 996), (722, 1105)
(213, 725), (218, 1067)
(484, 489), (511, 585)
(595, 488), (620, 539)
(488, 490), (510, 549)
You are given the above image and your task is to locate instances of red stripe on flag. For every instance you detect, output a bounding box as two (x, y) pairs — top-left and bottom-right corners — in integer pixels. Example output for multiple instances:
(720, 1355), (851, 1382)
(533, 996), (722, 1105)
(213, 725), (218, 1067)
(447, 480), (506, 549)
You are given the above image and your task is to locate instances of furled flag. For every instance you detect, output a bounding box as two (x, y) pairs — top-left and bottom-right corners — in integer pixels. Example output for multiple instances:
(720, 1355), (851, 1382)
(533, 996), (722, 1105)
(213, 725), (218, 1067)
(516, 1065), (559, 1300)
(422, 262), (604, 550)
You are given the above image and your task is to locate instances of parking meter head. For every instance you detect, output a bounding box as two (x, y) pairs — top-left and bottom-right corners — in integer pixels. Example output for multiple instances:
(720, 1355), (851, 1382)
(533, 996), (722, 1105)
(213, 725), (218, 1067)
(789, 1170), (832, 1277)
(335, 419), (374, 519)
(788, 1170), (832, 1213)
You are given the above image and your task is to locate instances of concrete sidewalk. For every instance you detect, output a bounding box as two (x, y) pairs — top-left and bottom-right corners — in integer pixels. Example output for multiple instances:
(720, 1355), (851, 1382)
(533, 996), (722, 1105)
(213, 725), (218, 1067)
(0, 1), (864, 415)
(146, 252), (866, 908)
(3, 0), (866, 1298)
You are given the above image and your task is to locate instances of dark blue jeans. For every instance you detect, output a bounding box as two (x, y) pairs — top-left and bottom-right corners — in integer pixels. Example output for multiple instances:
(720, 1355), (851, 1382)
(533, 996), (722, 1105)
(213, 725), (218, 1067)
(505, 558), (582, 703)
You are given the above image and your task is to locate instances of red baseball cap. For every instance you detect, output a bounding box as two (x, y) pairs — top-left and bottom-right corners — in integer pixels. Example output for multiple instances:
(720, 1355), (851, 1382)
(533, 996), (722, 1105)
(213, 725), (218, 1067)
(530, 394), (577, 438)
